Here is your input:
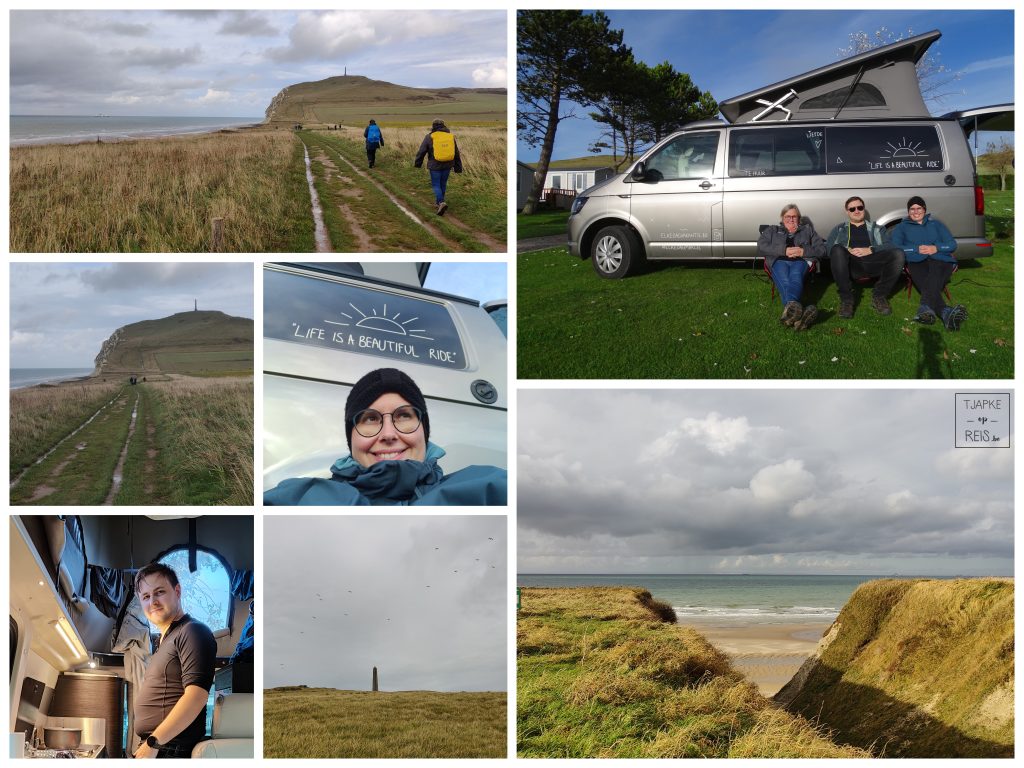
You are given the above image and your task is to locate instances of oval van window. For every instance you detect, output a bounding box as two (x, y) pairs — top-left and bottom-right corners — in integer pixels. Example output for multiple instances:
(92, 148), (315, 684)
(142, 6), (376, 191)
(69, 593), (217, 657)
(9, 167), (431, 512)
(264, 269), (467, 370)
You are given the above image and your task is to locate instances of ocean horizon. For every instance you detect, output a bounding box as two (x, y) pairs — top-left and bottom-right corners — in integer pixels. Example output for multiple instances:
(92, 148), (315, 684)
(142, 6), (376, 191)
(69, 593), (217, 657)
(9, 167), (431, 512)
(11, 115), (263, 146)
(517, 573), (952, 625)
(11, 367), (95, 390)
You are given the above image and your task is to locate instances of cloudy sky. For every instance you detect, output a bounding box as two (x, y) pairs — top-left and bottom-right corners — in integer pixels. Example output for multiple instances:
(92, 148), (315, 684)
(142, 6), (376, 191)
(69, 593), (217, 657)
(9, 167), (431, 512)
(519, 9), (1014, 160)
(519, 389), (1013, 577)
(10, 262), (254, 368)
(265, 515), (507, 691)
(12, 10), (507, 117)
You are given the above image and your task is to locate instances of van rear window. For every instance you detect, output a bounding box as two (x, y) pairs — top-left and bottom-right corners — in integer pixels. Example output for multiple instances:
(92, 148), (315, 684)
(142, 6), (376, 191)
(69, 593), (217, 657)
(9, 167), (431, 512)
(826, 125), (943, 173)
(264, 269), (467, 370)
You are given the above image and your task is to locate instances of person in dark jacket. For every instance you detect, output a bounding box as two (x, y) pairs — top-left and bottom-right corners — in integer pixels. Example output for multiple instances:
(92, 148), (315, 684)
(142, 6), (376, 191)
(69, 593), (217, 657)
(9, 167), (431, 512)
(263, 368), (506, 506)
(891, 196), (966, 329)
(757, 204), (826, 330)
(414, 118), (463, 216)
(364, 119), (383, 168)
(824, 196), (905, 319)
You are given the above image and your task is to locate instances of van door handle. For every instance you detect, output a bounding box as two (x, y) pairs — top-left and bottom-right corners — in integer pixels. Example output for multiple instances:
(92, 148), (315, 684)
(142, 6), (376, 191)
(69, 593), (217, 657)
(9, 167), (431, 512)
(699, 181), (713, 190)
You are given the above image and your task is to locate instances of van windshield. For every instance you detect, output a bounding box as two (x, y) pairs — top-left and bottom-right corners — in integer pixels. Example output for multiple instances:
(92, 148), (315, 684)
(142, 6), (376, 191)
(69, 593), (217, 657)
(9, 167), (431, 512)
(264, 268), (467, 370)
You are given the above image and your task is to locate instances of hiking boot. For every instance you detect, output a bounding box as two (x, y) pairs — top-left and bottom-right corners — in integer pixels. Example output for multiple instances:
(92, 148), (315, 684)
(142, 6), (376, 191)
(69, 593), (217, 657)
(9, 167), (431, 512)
(780, 300), (803, 327)
(436, 201), (448, 216)
(913, 306), (937, 325)
(941, 304), (968, 331)
(870, 295), (892, 316)
(837, 298), (854, 319)
(793, 304), (819, 331)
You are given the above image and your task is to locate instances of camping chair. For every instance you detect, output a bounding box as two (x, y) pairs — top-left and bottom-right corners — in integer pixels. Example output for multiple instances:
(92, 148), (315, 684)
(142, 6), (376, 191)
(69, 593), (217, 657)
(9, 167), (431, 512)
(758, 223), (818, 303)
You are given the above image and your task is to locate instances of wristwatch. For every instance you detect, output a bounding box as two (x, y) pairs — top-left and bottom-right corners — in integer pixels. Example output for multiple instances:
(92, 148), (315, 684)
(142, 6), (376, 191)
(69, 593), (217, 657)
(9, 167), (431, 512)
(146, 735), (163, 749)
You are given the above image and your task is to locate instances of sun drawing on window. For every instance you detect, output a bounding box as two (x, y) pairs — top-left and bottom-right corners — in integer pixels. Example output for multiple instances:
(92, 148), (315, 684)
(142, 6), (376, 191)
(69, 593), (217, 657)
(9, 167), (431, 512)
(325, 303), (434, 340)
(880, 138), (928, 159)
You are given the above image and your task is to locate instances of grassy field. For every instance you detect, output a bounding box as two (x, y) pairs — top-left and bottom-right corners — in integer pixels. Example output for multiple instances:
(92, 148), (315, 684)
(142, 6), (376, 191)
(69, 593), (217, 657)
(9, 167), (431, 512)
(11, 130), (313, 252)
(518, 210), (570, 239)
(518, 191), (1013, 379)
(517, 587), (868, 758)
(10, 376), (252, 505)
(302, 124), (506, 251)
(264, 687), (506, 758)
(780, 579), (1014, 758)
(10, 379), (123, 475)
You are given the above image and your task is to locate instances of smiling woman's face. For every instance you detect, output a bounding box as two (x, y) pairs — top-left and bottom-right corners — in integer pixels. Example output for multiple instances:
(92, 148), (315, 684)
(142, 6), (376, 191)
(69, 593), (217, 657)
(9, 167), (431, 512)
(350, 392), (426, 467)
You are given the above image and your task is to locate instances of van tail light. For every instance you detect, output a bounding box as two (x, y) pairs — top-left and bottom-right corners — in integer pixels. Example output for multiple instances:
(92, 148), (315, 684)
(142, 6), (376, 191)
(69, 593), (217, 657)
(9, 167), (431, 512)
(975, 185), (985, 216)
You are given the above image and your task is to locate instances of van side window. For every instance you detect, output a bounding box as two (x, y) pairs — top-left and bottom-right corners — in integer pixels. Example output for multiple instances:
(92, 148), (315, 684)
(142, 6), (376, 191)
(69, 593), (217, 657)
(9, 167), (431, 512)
(644, 132), (719, 180)
(801, 83), (886, 110)
(728, 127), (825, 176)
(826, 125), (944, 173)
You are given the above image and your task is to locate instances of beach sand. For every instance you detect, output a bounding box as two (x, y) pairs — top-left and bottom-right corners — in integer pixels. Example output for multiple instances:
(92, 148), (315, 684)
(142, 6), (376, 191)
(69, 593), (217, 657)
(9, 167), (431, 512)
(682, 620), (832, 697)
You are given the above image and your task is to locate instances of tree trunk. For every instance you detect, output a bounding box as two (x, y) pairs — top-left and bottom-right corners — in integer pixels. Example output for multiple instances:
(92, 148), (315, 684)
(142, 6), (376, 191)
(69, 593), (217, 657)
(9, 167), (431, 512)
(522, 75), (562, 216)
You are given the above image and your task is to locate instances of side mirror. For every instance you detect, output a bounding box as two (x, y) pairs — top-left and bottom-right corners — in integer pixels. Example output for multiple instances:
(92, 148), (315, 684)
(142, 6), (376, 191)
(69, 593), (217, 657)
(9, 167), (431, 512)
(630, 161), (647, 182)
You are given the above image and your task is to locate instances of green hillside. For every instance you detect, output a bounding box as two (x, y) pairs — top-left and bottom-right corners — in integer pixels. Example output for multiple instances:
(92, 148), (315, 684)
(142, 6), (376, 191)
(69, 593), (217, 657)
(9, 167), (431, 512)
(95, 310), (253, 375)
(265, 75), (506, 126)
(777, 578), (1014, 758)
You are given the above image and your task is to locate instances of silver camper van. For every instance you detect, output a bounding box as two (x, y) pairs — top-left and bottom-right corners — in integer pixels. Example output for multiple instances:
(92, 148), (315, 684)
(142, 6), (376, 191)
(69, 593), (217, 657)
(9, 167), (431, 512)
(263, 262), (507, 491)
(567, 31), (1009, 278)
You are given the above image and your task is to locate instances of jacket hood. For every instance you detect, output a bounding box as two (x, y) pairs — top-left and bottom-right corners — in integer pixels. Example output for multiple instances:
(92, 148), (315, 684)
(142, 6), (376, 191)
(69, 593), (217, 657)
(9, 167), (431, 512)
(329, 442), (446, 502)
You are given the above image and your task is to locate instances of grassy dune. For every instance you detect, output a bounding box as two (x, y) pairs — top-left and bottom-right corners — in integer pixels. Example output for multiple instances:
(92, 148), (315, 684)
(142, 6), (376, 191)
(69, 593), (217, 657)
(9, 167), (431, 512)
(10, 378), (123, 475)
(517, 587), (868, 758)
(779, 578), (1014, 758)
(10, 130), (313, 252)
(264, 687), (506, 758)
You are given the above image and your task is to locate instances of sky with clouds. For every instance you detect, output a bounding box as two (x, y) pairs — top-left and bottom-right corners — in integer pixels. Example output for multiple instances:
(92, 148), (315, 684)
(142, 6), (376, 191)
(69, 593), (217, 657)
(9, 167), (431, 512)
(518, 389), (1013, 577)
(12, 10), (508, 117)
(519, 9), (1014, 161)
(10, 262), (254, 368)
(264, 515), (507, 691)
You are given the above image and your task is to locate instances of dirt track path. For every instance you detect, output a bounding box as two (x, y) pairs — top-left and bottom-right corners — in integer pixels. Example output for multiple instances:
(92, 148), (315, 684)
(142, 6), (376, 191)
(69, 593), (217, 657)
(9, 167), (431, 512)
(103, 391), (139, 504)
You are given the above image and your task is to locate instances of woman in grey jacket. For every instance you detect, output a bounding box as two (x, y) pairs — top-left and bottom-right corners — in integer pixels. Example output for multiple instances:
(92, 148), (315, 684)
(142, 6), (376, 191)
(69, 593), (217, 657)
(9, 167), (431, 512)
(757, 204), (826, 330)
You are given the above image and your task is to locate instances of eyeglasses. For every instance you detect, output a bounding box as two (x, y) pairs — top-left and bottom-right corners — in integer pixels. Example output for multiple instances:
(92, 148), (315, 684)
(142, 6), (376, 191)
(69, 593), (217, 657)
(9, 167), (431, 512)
(353, 405), (422, 437)
(782, 215), (799, 221)
(847, 205), (865, 212)
(909, 206), (926, 213)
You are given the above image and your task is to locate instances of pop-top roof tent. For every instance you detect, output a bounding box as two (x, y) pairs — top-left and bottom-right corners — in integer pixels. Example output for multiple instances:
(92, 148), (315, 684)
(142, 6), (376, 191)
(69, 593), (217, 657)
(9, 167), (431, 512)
(719, 30), (942, 123)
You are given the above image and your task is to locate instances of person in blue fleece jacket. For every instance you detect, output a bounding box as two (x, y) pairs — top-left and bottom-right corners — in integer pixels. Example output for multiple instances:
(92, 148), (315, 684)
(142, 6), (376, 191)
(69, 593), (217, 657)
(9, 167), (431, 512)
(890, 195), (967, 330)
(263, 367), (506, 506)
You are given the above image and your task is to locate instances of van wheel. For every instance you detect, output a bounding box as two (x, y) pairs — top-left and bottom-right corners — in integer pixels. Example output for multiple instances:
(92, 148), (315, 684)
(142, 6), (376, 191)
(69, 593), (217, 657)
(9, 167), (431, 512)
(591, 226), (643, 279)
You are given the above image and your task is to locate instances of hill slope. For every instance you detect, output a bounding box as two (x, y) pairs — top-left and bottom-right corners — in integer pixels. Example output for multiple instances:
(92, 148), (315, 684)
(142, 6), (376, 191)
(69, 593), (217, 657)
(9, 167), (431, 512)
(264, 75), (505, 125)
(776, 578), (1014, 758)
(517, 587), (868, 758)
(94, 310), (253, 375)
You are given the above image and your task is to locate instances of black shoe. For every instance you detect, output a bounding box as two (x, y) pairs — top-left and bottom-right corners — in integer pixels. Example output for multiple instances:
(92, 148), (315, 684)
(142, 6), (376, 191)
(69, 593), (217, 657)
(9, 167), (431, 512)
(913, 309), (937, 325)
(437, 201), (448, 216)
(781, 301), (803, 327)
(794, 304), (818, 331)
(871, 295), (892, 316)
(838, 298), (854, 319)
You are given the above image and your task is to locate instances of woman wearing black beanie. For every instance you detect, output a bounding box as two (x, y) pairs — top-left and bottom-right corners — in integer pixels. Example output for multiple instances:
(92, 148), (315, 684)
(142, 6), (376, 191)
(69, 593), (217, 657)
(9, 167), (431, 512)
(264, 367), (506, 505)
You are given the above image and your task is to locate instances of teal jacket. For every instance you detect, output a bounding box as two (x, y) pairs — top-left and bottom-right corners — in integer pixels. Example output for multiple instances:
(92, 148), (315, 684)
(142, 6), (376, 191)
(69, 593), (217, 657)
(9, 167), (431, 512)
(890, 214), (957, 263)
(824, 220), (890, 252)
(263, 443), (506, 506)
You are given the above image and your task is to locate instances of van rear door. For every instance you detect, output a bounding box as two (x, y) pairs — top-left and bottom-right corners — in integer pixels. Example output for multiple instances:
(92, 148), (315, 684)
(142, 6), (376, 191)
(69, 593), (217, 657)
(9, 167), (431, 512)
(945, 104), (1014, 149)
(627, 131), (723, 259)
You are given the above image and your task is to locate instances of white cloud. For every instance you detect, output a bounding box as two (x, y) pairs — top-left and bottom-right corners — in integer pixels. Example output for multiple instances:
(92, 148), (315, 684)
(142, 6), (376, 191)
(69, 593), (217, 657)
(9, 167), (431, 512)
(935, 447), (1014, 481)
(683, 412), (752, 456)
(471, 61), (506, 87)
(10, 331), (46, 347)
(749, 459), (814, 504)
(196, 88), (231, 104)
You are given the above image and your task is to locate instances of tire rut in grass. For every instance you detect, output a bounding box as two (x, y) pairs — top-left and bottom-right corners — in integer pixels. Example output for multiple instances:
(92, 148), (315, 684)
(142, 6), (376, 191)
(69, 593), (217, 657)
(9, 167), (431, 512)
(313, 138), (463, 252)
(311, 149), (377, 251)
(12, 390), (134, 505)
(104, 391), (139, 505)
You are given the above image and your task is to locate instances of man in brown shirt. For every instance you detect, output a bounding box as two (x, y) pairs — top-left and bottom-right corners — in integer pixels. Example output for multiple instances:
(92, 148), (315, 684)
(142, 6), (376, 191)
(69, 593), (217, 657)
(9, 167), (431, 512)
(132, 563), (216, 759)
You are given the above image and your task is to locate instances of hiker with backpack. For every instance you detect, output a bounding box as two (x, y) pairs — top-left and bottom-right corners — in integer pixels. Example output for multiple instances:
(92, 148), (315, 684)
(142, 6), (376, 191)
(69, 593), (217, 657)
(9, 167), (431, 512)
(414, 118), (462, 216)
(364, 119), (383, 168)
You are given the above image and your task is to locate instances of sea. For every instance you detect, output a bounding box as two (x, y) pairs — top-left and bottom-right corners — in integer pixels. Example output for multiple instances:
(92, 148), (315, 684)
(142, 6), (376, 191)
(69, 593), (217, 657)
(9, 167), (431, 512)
(517, 574), (921, 625)
(11, 367), (95, 390)
(10, 115), (263, 147)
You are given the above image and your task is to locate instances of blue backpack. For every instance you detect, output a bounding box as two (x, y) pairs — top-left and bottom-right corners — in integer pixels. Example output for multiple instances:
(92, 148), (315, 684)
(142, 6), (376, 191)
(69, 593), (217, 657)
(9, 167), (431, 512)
(367, 124), (382, 144)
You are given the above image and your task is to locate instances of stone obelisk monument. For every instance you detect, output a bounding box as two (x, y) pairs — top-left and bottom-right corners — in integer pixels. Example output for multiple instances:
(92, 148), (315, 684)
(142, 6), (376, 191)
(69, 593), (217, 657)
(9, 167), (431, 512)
(372, 666), (379, 692)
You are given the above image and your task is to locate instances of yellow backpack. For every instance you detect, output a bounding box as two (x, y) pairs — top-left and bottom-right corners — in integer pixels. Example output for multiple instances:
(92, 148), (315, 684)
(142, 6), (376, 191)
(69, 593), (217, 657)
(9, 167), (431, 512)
(431, 131), (456, 162)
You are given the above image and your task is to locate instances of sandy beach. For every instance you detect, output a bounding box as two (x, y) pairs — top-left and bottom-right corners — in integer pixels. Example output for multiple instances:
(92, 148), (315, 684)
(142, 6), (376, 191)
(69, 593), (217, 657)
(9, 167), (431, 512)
(682, 620), (832, 697)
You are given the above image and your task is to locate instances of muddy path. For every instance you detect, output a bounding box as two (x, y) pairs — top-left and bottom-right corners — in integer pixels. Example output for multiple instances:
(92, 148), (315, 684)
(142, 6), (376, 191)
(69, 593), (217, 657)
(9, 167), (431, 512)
(103, 391), (139, 504)
(303, 142), (332, 252)
(300, 132), (504, 253)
